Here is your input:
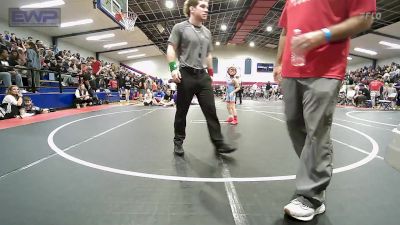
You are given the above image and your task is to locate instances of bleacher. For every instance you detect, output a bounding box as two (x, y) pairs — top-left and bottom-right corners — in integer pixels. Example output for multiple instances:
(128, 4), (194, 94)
(0, 28), (129, 114)
(0, 87), (120, 109)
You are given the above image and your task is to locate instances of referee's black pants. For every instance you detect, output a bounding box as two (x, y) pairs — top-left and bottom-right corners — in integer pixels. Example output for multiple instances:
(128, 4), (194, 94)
(235, 90), (242, 104)
(174, 67), (224, 147)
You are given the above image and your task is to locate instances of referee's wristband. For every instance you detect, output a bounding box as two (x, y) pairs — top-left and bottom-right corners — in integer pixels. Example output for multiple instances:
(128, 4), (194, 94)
(169, 61), (178, 72)
(321, 28), (332, 43)
(207, 68), (214, 77)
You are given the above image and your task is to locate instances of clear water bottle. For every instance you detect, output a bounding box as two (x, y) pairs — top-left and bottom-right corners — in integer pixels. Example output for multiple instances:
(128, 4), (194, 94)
(291, 29), (306, 67)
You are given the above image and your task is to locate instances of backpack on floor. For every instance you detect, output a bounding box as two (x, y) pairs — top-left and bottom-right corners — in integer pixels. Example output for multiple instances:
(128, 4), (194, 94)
(0, 103), (20, 119)
(0, 106), (5, 120)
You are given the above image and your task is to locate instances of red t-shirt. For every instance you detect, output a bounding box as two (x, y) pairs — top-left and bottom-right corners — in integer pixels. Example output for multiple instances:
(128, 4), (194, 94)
(369, 80), (384, 92)
(92, 60), (101, 75)
(109, 80), (118, 89)
(279, 0), (376, 80)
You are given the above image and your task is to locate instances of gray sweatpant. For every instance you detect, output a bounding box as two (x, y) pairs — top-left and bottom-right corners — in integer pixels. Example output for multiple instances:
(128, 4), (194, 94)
(281, 78), (341, 207)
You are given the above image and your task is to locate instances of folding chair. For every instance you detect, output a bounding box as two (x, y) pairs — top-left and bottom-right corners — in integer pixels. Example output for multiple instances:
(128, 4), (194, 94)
(379, 100), (393, 110)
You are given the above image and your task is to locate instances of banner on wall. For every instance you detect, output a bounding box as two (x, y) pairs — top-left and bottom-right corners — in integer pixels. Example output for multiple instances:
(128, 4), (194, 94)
(257, 63), (274, 72)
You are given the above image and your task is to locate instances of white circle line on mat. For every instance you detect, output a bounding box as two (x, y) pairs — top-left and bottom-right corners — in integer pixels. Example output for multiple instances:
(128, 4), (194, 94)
(346, 111), (398, 127)
(47, 109), (379, 182)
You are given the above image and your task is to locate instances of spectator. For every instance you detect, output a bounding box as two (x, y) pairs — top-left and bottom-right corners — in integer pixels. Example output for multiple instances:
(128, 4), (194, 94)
(132, 75), (140, 100)
(10, 42), (18, 52)
(17, 47), (27, 66)
(151, 80), (157, 92)
(35, 40), (44, 49)
(8, 50), (19, 66)
(354, 85), (371, 107)
(74, 83), (92, 108)
(55, 51), (64, 61)
(9, 33), (17, 43)
(265, 81), (273, 99)
(111, 63), (120, 73)
(143, 89), (159, 106)
(138, 75), (146, 101)
(160, 89), (175, 107)
(369, 76), (384, 106)
(108, 77), (118, 91)
(153, 89), (165, 102)
(168, 80), (176, 95)
(89, 56), (102, 90)
(251, 83), (258, 99)
(0, 47), (23, 88)
(1, 85), (23, 118)
(26, 41), (41, 88)
(4, 31), (11, 42)
(123, 74), (132, 102)
(386, 83), (397, 99)
(16, 39), (25, 50)
(22, 96), (49, 114)
(397, 88), (400, 107)
(90, 57), (102, 76)
(0, 33), (7, 48)
(145, 74), (152, 90)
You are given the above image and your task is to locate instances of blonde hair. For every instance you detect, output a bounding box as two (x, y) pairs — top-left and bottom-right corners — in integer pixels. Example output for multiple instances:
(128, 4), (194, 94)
(6, 85), (18, 96)
(183, 0), (209, 17)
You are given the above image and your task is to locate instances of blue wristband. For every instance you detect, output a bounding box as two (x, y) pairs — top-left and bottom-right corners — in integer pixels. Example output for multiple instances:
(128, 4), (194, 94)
(321, 28), (332, 43)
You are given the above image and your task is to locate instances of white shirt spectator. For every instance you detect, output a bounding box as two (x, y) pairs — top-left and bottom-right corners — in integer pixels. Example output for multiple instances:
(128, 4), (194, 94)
(2, 95), (18, 105)
(169, 82), (177, 91)
(251, 83), (258, 92)
(1, 59), (9, 67)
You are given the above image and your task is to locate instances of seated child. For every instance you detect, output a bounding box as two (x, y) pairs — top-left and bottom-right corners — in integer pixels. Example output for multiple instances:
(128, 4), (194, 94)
(23, 96), (49, 114)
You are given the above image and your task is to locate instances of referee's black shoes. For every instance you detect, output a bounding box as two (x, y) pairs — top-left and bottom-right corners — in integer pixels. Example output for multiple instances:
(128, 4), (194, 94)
(216, 143), (236, 154)
(174, 144), (184, 156)
(174, 143), (236, 156)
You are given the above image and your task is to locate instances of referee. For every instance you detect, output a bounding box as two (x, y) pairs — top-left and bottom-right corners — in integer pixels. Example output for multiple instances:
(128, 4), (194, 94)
(166, 0), (236, 156)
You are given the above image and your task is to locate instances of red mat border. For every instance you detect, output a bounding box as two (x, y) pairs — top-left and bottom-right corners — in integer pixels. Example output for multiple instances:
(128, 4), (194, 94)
(0, 105), (119, 130)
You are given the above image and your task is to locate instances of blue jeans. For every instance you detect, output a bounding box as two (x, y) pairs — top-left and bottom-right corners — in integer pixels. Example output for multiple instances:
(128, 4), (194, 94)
(0, 72), (12, 87)
(12, 72), (23, 87)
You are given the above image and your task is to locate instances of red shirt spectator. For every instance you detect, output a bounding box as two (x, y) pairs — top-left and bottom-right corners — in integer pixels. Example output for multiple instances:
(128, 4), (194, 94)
(152, 82), (157, 92)
(108, 79), (118, 90)
(369, 79), (384, 92)
(91, 58), (101, 75)
(279, 0), (376, 80)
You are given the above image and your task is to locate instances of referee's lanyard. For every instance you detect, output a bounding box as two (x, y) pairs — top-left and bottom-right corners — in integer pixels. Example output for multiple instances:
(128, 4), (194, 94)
(191, 25), (205, 59)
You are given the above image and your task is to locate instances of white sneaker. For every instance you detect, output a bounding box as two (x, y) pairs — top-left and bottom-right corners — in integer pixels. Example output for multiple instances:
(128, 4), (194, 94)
(284, 199), (325, 221)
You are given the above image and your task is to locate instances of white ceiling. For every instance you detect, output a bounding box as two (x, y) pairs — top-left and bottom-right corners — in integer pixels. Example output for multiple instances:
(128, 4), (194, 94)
(101, 45), (164, 62)
(376, 21), (400, 37)
(347, 55), (370, 66)
(350, 21), (400, 60)
(1, 1), (398, 64)
(0, 0), (163, 62)
(60, 27), (157, 60)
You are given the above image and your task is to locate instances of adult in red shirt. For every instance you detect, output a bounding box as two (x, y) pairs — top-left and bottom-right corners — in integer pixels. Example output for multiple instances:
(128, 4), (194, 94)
(369, 76), (384, 106)
(89, 57), (102, 90)
(90, 57), (102, 76)
(369, 78), (384, 92)
(273, 0), (376, 221)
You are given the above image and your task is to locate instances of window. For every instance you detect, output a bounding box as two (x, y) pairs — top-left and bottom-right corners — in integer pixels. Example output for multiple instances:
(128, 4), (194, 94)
(245, 58), (252, 74)
(212, 57), (218, 74)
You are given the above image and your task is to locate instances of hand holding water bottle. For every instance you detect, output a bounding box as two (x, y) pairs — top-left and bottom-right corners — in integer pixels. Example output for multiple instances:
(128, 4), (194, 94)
(291, 29), (327, 66)
(273, 65), (282, 84)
